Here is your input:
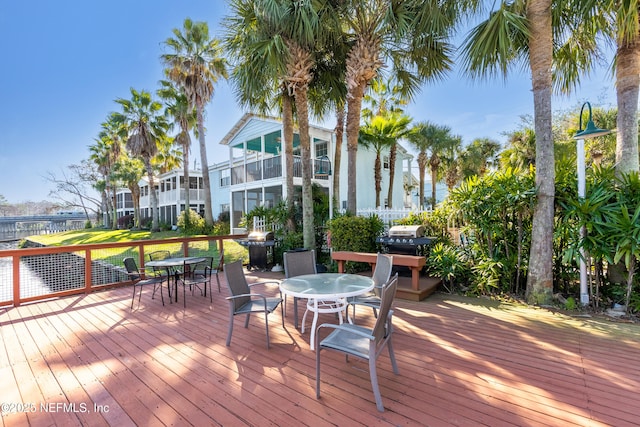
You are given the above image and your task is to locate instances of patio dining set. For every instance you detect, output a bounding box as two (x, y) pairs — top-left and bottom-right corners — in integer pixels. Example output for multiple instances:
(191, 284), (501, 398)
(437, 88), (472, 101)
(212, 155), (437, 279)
(123, 250), (400, 412)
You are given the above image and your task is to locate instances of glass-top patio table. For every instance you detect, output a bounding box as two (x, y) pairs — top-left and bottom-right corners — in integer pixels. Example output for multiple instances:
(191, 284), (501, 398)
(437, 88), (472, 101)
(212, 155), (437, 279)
(279, 273), (374, 350)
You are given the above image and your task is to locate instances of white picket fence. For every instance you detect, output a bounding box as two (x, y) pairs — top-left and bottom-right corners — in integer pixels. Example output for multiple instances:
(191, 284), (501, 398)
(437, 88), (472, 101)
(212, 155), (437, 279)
(253, 207), (431, 232)
(354, 207), (431, 231)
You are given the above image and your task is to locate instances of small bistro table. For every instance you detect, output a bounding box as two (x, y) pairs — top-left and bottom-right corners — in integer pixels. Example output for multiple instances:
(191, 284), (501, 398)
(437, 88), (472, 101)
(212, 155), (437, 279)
(145, 256), (207, 303)
(279, 273), (375, 350)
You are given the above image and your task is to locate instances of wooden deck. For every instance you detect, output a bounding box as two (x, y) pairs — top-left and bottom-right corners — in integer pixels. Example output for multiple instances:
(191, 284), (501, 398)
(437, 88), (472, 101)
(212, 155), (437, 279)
(2, 269), (640, 426)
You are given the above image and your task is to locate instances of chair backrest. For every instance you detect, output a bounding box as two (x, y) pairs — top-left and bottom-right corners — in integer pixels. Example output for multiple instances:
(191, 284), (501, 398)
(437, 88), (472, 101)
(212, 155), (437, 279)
(371, 273), (398, 344)
(123, 257), (141, 280)
(224, 260), (251, 310)
(372, 253), (393, 289)
(284, 250), (317, 278)
(148, 250), (170, 261)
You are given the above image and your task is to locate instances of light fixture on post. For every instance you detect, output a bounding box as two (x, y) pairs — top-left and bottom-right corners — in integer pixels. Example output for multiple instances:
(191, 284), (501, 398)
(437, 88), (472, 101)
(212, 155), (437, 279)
(573, 101), (611, 306)
(314, 155), (333, 219)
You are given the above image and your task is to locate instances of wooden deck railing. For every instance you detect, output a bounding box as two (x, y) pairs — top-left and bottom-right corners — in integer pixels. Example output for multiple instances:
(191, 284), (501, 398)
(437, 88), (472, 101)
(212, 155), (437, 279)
(0, 234), (246, 308)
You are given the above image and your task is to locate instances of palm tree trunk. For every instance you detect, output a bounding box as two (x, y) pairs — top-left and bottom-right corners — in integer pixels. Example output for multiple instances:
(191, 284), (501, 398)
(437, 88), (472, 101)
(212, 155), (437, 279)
(525, 0), (555, 305)
(282, 90), (296, 232)
(146, 161), (160, 232)
(430, 156), (440, 210)
(375, 153), (382, 208)
(333, 106), (345, 212)
(614, 36), (640, 176)
(386, 143), (397, 208)
(418, 151), (427, 210)
(295, 90), (315, 249)
(196, 105), (214, 226)
(346, 84), (366, 214)
(183, 135), (191, 220)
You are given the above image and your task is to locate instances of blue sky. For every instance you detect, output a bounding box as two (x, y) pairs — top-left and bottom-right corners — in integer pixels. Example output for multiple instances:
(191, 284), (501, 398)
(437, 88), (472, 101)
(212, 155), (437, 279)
(0, 1), (616, 204)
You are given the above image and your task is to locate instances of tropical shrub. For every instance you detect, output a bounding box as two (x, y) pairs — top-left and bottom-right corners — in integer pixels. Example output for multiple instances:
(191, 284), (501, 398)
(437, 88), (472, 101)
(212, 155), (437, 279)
(328, 214), (384, 272)
(426, 242), (471, 293)
(177, 209), (205, 235)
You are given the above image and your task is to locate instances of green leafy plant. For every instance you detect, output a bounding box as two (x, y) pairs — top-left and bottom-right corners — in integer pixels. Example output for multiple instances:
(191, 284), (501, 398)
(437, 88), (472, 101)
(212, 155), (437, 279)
(426, 242), (470, 293)
(177, 209), (205, 235)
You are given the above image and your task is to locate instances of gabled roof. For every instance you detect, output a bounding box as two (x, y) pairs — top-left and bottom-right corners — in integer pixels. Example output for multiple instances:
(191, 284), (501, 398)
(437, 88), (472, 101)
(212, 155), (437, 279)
(218, 113), (284, 147)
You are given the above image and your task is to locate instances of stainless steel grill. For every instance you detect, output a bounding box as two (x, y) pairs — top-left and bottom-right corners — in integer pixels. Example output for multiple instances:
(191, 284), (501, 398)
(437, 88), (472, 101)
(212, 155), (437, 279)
(376, 225), (434, 255)
(236, 231), (276, 270)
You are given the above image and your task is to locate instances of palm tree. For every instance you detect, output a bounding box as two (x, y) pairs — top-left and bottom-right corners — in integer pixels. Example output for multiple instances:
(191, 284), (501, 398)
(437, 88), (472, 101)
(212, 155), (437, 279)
(224, 0), (338, 249)
(460, 0), (569, 304)
(161, 18), (228, 226)
(111, 154), (145, 228)
(362, 78), (408, 208)
(89, 113), (124, 229)
(460, 137), (501, 178)
(574, 1), (639, 176)
(153, 134), (182, 174)
(335, 1), (468, 213)
(359, 112), (412, 207)
(114, 88), (168, 232)
(408, 122), (459, 210)
(157, 79), (196, 216)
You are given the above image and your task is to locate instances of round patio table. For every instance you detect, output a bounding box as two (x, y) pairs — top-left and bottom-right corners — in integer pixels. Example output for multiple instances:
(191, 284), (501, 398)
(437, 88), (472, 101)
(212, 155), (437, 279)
(279, 273), (374, 350)
(146, 256), (207, 303)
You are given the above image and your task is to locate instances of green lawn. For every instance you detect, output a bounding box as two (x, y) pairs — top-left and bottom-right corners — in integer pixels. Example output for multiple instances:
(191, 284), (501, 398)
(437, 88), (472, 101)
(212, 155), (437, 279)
(25, 229), (249, 264)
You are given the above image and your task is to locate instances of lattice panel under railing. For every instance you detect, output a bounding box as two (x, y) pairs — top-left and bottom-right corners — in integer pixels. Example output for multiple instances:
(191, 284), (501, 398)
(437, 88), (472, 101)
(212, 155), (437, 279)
(90, 247), (136, 286)
(0, 254), (12, 303)
(20, 251), (86, 298)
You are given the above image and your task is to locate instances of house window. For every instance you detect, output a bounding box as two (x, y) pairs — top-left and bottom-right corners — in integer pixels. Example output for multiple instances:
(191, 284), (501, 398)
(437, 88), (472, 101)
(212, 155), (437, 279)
(383, 155), (390, 169)
(315, 139), (328, 158)
(220, 169), (230, 187)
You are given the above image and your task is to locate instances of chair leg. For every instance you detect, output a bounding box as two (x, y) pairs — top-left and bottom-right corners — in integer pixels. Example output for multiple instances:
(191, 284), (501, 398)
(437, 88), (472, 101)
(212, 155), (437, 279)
(369, 356), (385, 412)
(316, 347), (322, 399)
(130, 285), (137, 309)
(387, 338), (399, 375)
(264, 312), (270, 349)
(226, 304), (234, 346)
(216, 274), (221, 292)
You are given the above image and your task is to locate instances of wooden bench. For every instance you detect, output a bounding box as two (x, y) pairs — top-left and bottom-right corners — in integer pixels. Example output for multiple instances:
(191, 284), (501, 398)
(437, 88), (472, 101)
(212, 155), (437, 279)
(331, 251), (426, 291)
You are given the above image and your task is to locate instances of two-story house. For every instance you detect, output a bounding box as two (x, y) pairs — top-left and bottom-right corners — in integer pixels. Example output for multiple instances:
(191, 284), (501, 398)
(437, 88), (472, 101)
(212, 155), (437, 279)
(210, 114), (414, 230)
(114, 168), (206, 226)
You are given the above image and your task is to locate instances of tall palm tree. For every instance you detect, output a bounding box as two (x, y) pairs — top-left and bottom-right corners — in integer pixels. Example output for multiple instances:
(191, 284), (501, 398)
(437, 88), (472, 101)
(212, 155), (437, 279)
(114, 88), (168, 232)
(90, 113), (125, 229)
(408, 122), (459, 210)
(358, 112), (412, 207)
(224, 0), (338, 249)
(335, 0), (468, 213)
(362, 77), (408, 208)
(223, 1), (297, 230)
(112, 154), (145, 229)
(157, 79), (196, 216)
(460, 0), (608, 303)
(575, 1), (639, 176)
(162, 18), (228, 226)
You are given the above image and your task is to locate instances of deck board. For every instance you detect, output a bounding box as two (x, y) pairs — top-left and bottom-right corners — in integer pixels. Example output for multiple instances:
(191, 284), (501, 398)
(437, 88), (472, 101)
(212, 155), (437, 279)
(2, 271), (640, 426)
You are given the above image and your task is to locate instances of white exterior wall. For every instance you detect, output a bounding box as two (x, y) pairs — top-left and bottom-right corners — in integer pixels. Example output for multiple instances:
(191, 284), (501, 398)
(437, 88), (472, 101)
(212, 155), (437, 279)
(209, 114), (413, 230)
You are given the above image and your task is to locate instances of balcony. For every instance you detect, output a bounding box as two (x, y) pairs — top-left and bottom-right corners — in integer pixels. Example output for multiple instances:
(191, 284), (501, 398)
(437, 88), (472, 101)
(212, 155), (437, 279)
(1, 243), (638, 425)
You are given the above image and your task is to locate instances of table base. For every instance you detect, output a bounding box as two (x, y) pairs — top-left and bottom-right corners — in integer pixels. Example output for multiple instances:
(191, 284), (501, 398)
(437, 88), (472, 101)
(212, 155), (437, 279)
(302, 298), (348, 350)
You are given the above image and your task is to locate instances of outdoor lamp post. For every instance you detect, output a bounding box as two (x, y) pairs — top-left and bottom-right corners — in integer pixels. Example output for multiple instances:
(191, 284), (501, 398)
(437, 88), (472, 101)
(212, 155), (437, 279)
(315, 155), (333, 219)
(573, 101), (611, 305)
